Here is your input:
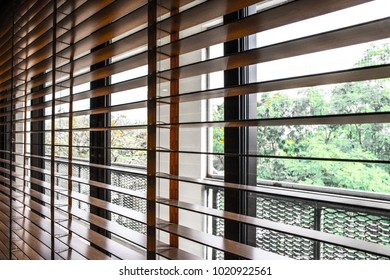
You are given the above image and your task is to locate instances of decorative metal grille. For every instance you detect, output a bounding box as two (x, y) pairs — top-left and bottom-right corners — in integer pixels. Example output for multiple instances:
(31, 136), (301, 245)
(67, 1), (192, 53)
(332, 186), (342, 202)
(255, 196), (315, 260)
(209, 188), (390, 260)
(321, 207), (390, 260)
(111, 170), (147, 235)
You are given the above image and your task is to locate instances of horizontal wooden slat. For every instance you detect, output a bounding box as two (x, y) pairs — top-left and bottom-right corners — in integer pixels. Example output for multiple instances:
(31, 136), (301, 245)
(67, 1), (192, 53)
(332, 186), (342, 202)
(12, 215), (51, 249)
(12, 227), (50, 259)
(158, 0), (375, 57)
(13, 0), (51, 36)
(13, 217), (69, 254)
(0, 237), (9, 254)
(0, 246), (8, 260)
(158, 0), (194, 11)
(0, 219), (10, 239)
(0, 225), (10, 252)
(158, 197), (390, 257)
(56, 9), (148, 73)
(157, 65), (390, 104)
(13, 0), (53, 49)
(11, 53), (148, 97)
(158, 0), (263, 34)
(155, 147), (390, 165)
(0, 153), (146, 178)
(0, 212), (10, 231)
(14, 96), (147, 120)
(158, 17), (390, 81)
(158, 172), (390, 209)
(13, 184), (52, 205)
(0, 186), (10, 206)
(0, 202), (10, 223)
(59, 220), (145, 259)
(156, 241), (203, 260)
(157, 218), (290, 260)
(5, 123), (147, 133)
(57, 234), (111, 260)
(60, 205), (147, 248)
(57, 190), (147, 224)
(159, 112), (390, 128)
(12, 193), (52, 219)
(6, 0), (146, 92)
(57, 0), (145, 49)
(58, 249), (87, 260)
(12, 205), (52, 234)
(11, 247), (30, 260)
(56, 174), (146, 200)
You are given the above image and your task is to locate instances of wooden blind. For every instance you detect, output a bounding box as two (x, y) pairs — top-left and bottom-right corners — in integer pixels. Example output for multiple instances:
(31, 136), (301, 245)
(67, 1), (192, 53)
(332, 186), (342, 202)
(0, 0), (389, 260)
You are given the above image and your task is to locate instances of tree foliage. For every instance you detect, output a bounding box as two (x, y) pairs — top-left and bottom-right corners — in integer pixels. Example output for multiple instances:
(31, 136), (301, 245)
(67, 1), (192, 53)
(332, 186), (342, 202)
(212, 44), (390, 193)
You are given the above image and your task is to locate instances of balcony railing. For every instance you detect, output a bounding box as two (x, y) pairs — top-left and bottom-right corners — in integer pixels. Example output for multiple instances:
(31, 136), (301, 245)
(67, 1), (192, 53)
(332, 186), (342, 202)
(47, 159), (390, 260)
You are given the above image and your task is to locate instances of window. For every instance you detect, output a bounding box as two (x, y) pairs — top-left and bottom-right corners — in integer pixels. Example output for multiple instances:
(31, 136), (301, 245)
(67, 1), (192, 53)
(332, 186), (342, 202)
(0, 0), (389, 261)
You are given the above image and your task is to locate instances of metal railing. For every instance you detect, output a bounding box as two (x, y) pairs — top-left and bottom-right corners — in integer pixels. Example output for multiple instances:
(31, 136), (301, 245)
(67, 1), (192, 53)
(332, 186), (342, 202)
(51, 159), (389, 260)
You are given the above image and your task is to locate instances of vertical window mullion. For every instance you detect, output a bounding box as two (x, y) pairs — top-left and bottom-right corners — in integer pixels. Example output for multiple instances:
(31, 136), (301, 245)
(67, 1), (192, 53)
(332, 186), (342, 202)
(89, 42), (112, 254)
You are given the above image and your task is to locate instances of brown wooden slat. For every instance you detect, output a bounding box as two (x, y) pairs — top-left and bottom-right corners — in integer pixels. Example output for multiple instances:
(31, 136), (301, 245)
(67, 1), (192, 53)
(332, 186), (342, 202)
(0, 47), (12, 74)
(13, 19), (53, 77)
(56, 174), (146, 200)
(12, 215), (52, 249)
(17, 73), (147, 109)
(56, 28), (148, 80)
(155, 146), (389, 166)
(157, 241), (203, 260)
(57, 7), (148, 69)
(11, 204), (71, 252)
(57, 234), (111, 260)
(159, 0), (377, 57)
(0, 213), (10, 232)
(58, 249), (87, 260)
(13, 184), (52, 205)
(0, 190), (10, 208)
(159, 112), (390, 128)
(58, 190), (147, 224)
(13, 0), (51, 36)
(158, 17), (390, 81)
(12, 228), (50, 259)
(11, 248), (30, 260)
(157, 218), (290, 260)
(17, 89), (147, 118)
(0, 31), (12, 55)
(61, 205), (147, 248)
(158, 0), (194, 11)
(12, 50), (147, 96)
(12, 194), (52, 219)
(0, 224), (10, 249)
(157, 65), (390, 104)
(0, 236), (9, 253)
(59, 220), (145, 260)
(12, 205), (52, 234)
(0, 247), (8, 260)
(10, 0), (96, 78)
(0, 80), (12, 94)
(156, 172), (390, 211)
(0, 220), (10, 239)
(158, 197), (390, 257)
(12, 238), (44, 260)
(56, 0), (146, 50)
(0, 21), (12, 47)
(0, 154), (146, 179)
(158, 0), (262, 33)
(14, 1), (52, 49)
(9, 1), (147, 92)
(11, 123), (147, 133)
